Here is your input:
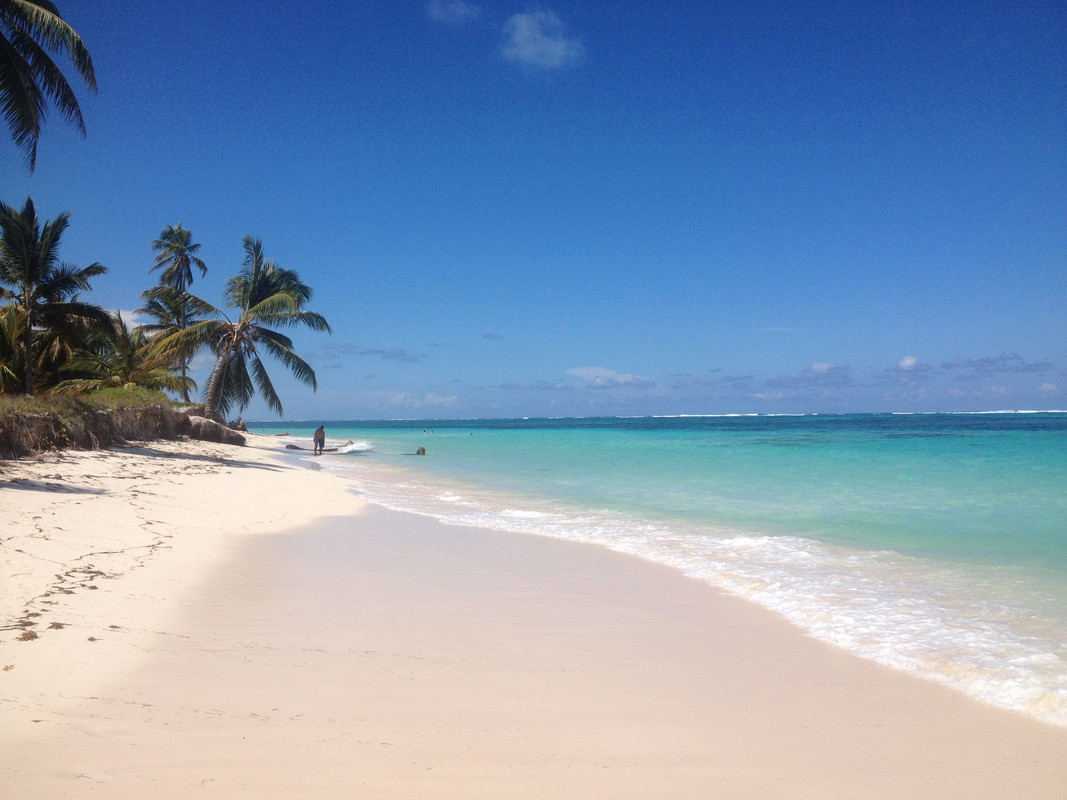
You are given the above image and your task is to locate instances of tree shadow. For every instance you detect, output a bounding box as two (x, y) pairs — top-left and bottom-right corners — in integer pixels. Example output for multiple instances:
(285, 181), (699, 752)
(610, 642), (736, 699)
(116, 444), (285, 471)
(1, 478), (106, 494)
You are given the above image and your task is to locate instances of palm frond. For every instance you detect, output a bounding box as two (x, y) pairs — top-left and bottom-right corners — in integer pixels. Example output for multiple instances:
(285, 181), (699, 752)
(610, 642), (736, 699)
(197, 234), (331, 416)
(249, 352), (283, 415)
(0, 0), (95, 170)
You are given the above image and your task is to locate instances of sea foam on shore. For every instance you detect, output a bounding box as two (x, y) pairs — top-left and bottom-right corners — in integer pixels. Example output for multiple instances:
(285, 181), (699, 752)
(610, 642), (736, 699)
(273, 414), (1067, 727)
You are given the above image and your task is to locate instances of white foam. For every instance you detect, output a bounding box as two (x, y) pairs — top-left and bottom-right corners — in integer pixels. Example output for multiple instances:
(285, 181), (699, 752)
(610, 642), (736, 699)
(338, 440), (373, 453)
(323, 454), (1067, 728)
(502, 509), (554, 519)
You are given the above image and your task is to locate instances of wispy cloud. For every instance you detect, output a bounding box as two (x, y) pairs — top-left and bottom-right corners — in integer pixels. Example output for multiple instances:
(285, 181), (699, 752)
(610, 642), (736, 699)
(566, 366), (658, 390)
(426, 0), (481, 24)
(873, 354), (935, 385)
(766, 362), (853, 389)
(323, 343), (421, 363)
(361, 348), (421, 363)
(673, 372), (720, 389)
(501, 10), (585, 70)
(943, 353), (1054, 375)
(389, 392), (459, 410)
(948, 384), (1015, 400)
(498, 380), (571, 391)
(723, 374), (755, 389)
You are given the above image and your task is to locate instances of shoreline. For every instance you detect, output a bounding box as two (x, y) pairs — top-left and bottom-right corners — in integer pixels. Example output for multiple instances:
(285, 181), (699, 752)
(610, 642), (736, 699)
(2, 435), (1066, 798)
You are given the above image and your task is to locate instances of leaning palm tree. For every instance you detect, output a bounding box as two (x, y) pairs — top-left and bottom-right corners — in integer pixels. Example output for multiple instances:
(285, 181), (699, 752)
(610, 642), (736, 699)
(0, 0), (96, 171)
(53, 311), (194, 395)
(0, 196), (111, 394)
(150, 224), (206, 293)
(158, 235), (330, 419)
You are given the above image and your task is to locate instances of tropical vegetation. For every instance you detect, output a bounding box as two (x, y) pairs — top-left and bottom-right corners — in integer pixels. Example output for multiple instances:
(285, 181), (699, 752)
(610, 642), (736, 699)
(1, 9), (330, 421)
(1, 0), (96, 171)
(150, 223), (206, 293)
(0, 196), (330, 420)
(52, 311), (194, 396)
(154, 236), (331, 419)
(145, 224), (209, 400)
(0, 196), (113, 395)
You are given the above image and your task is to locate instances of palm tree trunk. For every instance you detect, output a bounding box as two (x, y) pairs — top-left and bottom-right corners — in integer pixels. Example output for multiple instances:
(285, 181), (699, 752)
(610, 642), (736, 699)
(180, 361), (190, 402)
(203, 351), (229, 421)
(21, 304), (34, 395)
(177, 305), (190, 402)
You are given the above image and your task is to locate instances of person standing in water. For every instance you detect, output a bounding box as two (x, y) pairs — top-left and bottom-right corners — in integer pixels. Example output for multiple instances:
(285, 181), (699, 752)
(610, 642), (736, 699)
(313, 425), (326, 455)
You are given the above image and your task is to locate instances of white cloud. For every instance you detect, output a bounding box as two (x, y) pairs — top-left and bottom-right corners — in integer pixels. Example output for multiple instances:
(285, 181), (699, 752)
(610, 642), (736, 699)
(875, 354), (934, 385)
(426, 0), (481, 23)
(188, 350), (216, 371)
(114, 308), (145, 325)
(566, 366), (657, 390)
(501, 10), (585, 70)
(1038, 382), (1059, 395)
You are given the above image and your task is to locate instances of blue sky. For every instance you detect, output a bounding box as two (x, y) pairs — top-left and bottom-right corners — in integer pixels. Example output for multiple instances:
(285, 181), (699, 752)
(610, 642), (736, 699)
(2, 1), (1064, 419)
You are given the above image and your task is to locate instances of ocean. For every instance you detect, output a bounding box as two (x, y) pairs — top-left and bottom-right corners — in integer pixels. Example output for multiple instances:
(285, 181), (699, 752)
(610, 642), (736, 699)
(251, 413), (1067, 727)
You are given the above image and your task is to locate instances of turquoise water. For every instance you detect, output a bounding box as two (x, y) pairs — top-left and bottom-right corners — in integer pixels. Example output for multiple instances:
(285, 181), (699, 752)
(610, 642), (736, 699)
(252, 413), (1067, 726)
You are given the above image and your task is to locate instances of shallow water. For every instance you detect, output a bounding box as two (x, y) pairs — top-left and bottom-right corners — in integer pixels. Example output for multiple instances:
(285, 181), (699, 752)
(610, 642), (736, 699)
(254, 413), (1067, 726)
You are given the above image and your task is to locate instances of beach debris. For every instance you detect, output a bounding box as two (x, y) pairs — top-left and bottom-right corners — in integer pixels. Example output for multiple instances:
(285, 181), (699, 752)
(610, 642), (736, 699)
(187, 416), (246, 446)
(285, 443), (341, 453)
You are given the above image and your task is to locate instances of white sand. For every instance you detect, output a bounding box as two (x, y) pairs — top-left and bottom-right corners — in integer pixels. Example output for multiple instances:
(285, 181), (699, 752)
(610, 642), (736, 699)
(2, 434), (1065, 798)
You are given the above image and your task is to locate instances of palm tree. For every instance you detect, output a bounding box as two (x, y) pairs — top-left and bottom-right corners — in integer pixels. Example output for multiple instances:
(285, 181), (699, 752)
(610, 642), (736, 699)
(0, 0), (96, 171)
(0, 301), (22, 391)
(53, 311), (194, 395)
(0, 196), (111, 394)
(145, 225), (207, 400)
(138, 284), (214, 402)
(158, 236), (330, 419)
(150, 224), (206, 293)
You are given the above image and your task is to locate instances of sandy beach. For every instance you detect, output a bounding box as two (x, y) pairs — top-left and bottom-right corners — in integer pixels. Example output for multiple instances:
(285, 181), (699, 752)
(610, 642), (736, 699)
(2, 434), (1065, 798)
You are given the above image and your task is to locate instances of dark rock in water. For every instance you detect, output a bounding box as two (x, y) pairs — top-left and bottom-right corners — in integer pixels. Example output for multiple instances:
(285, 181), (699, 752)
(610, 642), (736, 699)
(416, 446), (426, 455)
(187, 416), (246, 445)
